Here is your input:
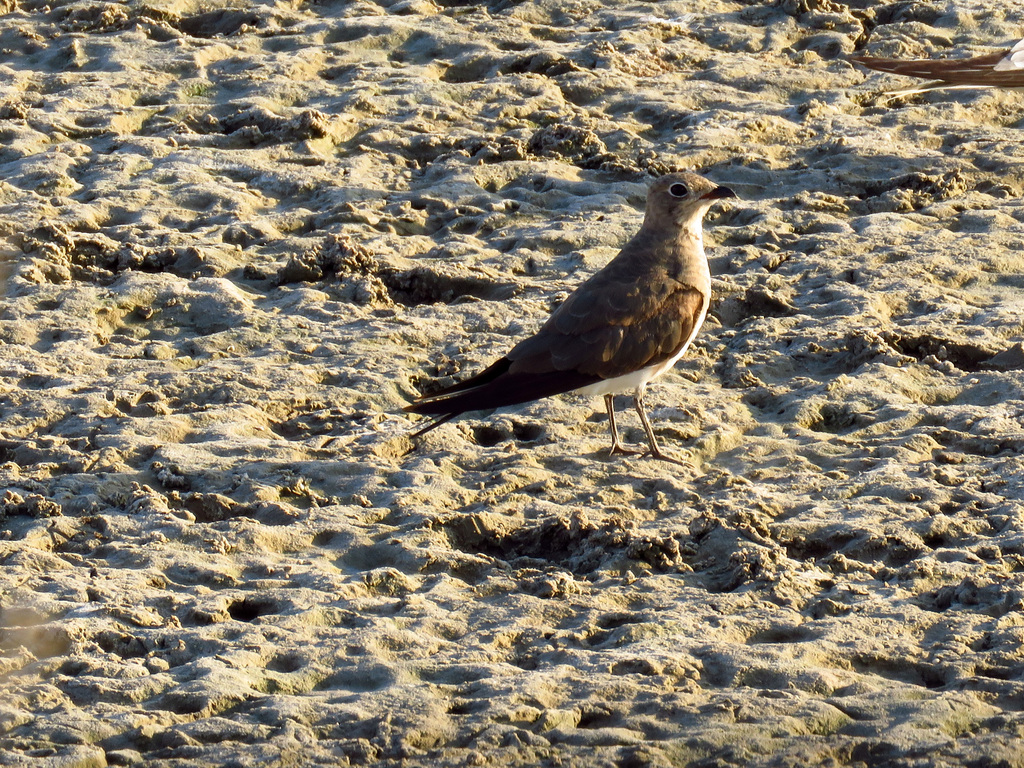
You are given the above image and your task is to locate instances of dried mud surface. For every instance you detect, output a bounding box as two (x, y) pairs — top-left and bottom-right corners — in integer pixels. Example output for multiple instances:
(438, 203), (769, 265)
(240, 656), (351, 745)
(3, 1), (1024, 766)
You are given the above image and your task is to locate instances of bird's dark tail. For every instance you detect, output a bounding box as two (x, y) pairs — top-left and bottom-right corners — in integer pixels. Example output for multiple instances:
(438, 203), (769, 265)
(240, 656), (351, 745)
(404, 356), (599, 435)
(408, 411), (459, 438)
(405, 357), (514, 424)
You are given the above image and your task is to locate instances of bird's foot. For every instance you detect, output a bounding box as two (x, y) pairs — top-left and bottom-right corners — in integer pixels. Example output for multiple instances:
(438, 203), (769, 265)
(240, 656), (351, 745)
(642, 446), (691, 467)
(608, 441), (644, 457)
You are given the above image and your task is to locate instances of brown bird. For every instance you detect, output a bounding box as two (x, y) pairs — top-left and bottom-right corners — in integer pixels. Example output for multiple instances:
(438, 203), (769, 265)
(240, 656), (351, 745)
(405, 172), (736, 464)
(850, 38), (1024, 92)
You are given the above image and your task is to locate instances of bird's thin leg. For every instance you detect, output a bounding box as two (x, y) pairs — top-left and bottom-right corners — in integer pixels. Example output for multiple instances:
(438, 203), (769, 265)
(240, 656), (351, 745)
(605, 394), (641, 456)
(634, 388), (688, 466)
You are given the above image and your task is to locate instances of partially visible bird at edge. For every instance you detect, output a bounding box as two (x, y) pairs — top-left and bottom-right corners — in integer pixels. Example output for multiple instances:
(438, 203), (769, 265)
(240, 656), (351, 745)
(404, 172), (736, 466)
(850, 37), (1024, 94)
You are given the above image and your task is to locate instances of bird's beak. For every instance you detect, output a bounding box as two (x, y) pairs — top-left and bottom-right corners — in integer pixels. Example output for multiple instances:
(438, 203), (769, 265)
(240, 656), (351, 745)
(701, 186), (737, 200)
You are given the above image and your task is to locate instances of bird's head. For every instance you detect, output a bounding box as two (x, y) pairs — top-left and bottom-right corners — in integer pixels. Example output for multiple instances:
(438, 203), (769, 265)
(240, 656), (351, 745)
(645, 172), (736, 233)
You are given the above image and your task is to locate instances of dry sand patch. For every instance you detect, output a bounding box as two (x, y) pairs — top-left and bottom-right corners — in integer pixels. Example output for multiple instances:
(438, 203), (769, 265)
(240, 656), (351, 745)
(2, 1), (1024, 766)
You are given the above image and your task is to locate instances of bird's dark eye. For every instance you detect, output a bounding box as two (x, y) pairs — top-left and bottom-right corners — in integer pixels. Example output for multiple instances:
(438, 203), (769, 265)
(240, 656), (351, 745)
(669, 182), (688, 198)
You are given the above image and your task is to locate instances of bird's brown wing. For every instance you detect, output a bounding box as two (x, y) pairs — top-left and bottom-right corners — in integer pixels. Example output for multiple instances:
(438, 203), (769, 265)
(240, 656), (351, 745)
(850, 50), (1024, 87)
(508, 277), (706, 379)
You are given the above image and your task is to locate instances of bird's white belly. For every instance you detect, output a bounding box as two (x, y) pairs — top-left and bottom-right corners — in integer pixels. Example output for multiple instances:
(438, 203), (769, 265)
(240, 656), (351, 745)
(574, 363), (670, 396)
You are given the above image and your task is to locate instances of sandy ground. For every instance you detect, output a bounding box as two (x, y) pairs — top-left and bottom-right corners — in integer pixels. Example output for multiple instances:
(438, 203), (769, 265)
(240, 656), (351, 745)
(2, 0), (1024, 766)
